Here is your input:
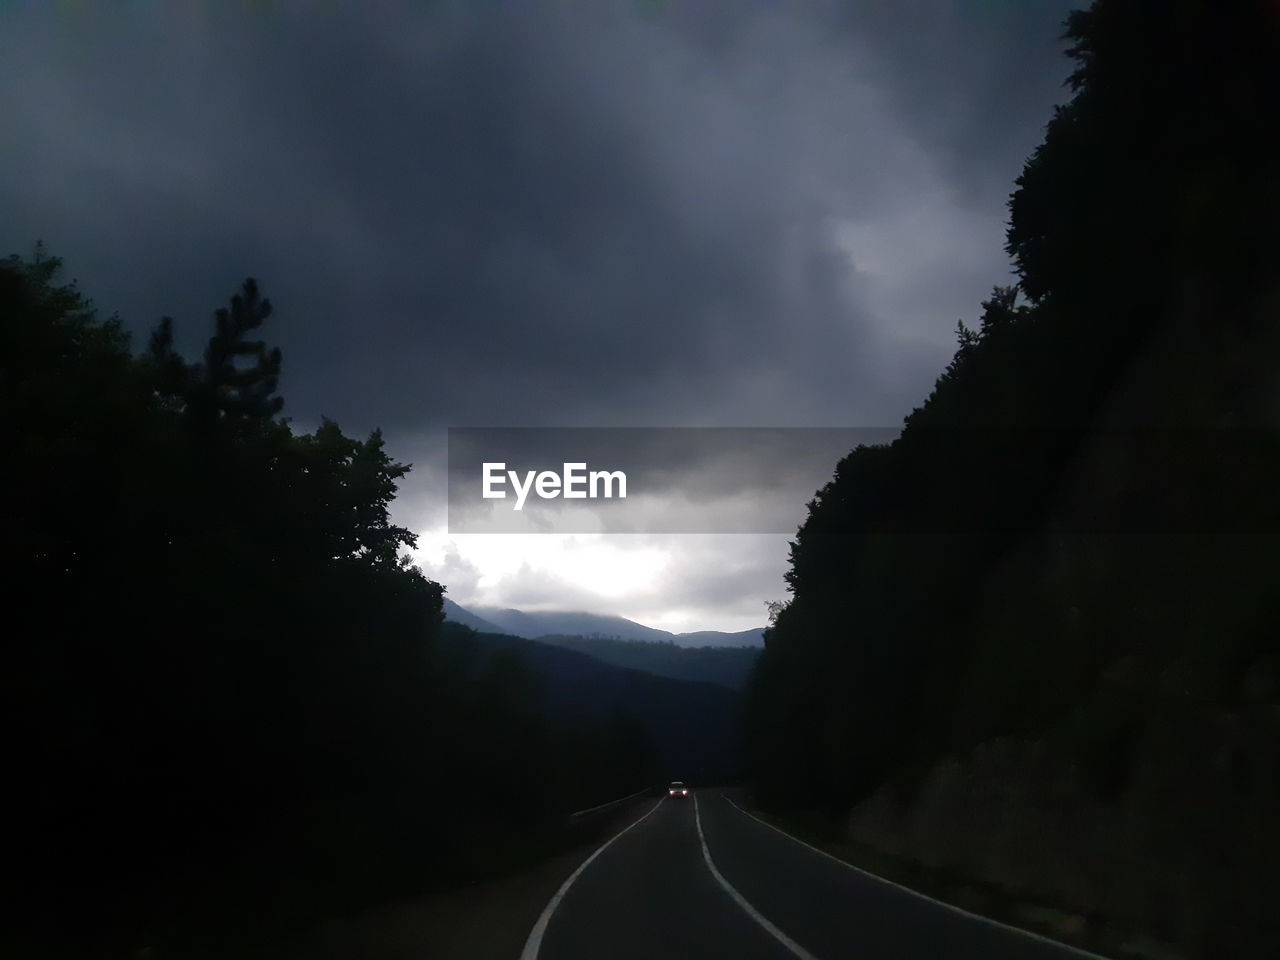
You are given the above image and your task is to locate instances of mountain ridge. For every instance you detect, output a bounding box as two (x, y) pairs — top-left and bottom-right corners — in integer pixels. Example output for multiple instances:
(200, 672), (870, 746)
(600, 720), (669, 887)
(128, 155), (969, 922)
(438, 622), (744, 782)
(442, 598), (764, 648)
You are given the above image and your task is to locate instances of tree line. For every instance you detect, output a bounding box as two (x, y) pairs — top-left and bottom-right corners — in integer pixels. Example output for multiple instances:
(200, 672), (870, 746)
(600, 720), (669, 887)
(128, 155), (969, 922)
(745, 2), (1280, 954)
(1, 249), (655, 958)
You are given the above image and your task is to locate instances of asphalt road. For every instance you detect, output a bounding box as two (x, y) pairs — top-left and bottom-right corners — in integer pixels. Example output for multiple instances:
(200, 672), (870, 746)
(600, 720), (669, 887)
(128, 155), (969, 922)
(525, 791), (1106, 960)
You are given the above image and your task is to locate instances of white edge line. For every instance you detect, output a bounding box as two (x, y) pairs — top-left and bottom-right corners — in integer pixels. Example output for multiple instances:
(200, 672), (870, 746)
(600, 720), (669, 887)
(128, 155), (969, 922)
(694, 794), (821, 960)
(569, 784), (654, 819)
(721, 793), (1113, 960)
(520, 796), (666, 960)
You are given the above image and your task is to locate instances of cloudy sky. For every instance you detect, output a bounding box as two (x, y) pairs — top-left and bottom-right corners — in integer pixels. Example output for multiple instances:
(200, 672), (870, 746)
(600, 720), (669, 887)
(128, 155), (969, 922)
(2, 0), (1080, 632)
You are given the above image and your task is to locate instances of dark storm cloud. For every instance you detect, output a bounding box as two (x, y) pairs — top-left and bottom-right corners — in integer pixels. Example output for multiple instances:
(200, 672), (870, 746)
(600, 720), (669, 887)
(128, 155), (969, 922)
(1, 1), (1083, 627)
(823, 1), (1082, 198)
(1, 1), (1076, 439)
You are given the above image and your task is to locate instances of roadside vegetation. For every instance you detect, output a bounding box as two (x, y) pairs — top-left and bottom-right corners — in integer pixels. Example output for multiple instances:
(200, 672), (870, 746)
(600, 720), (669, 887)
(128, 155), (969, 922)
(0, 252), (659, 958)
(745, 3), (1280, 957)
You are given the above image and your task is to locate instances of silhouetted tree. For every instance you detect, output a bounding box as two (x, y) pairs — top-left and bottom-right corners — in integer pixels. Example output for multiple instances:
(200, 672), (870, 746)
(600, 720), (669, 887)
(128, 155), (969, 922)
(2, 249), (656, 959)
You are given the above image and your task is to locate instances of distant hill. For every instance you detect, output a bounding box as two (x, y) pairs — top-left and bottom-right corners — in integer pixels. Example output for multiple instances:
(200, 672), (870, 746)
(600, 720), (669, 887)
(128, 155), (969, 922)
(442, 597), (506, 634)
(676, 628), (766, 647)
(535, 635), (761, 690)
(469, 606), (669, 642)
(455, 603), (764, 648)
(439, 623), (743, 782)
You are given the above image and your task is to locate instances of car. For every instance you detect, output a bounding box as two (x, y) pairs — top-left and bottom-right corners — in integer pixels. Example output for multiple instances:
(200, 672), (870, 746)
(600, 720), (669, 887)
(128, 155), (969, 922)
(668, 781), (689, 797)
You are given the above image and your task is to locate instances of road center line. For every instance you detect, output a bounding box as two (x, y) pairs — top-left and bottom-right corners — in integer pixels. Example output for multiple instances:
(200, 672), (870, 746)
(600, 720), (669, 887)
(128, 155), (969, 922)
(721, 793), (1111, 960)
(519, 796), (666, 960)
(694, 794), (821, 960)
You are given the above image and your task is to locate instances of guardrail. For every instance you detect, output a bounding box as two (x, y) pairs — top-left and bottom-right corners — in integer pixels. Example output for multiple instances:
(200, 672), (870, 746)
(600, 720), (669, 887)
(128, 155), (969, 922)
(567, 784), (657, 823)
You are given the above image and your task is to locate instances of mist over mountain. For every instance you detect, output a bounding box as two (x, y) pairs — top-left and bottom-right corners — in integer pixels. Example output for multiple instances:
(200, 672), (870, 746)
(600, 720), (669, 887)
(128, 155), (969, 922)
(441, 597), (507, 634)
(454, 602), (764, 648)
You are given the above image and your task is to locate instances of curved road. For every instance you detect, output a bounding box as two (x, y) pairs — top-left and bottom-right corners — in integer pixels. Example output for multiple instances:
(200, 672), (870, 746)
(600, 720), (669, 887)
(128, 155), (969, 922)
(525, 791), (1105, 960)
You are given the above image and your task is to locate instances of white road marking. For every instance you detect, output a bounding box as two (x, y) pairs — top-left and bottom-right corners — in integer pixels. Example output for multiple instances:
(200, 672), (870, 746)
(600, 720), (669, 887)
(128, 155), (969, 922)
(519, 796), (666, 960)
(569, 784), (656, 820)
(721, 793), (1112, 960)
(694, 794), (822, 960)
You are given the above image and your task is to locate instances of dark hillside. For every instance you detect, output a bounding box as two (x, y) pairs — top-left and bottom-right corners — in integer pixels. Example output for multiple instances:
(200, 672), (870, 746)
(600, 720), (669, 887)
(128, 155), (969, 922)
(535, 634), (761, 690)
(440, 624), (745, 790)
(745, 3), (1280, 957)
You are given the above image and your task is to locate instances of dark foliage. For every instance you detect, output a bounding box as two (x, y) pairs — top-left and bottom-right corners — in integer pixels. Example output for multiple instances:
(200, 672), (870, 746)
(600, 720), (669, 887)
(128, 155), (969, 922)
(535, 634), (761, 690)
(0, 252), (655, 958)
(745, 2), (1280, 954)
(441, 626), (744, 787)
